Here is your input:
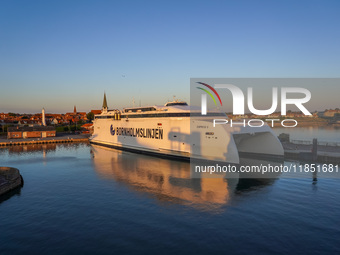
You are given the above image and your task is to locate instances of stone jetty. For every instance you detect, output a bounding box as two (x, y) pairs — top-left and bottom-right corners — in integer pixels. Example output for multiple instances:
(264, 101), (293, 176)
(0, 167), (23, 196)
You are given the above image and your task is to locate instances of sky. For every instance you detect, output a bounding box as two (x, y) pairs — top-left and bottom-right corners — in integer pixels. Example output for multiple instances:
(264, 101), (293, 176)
(0, 0), (340, 114)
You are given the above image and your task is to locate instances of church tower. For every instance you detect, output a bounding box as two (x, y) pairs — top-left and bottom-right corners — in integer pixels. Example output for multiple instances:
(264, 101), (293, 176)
(74, 105), (77, 114)
(102, 92), (108, 113)
(42, 108), (46, 126)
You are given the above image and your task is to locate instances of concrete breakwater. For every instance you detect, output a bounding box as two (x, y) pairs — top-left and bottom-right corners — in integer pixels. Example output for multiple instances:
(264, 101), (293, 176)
(282, 142), (340, 164)
(0, 167), (23, 196)
(284, 150), (340, 164)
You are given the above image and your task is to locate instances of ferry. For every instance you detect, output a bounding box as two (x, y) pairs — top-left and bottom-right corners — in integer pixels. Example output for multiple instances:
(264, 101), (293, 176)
(89, 94), (284, 164)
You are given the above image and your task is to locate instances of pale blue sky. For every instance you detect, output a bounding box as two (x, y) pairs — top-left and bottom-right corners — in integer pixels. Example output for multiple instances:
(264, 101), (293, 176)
(1, 0), (339, 113)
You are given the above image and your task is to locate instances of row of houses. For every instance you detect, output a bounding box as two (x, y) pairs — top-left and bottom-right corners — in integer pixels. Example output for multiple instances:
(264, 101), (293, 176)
(322, 109), (340, 117)
(1, 107), (101, 126)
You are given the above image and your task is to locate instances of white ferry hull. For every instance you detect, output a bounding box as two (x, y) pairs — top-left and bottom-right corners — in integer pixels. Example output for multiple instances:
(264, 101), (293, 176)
(89, 116), (284, 164)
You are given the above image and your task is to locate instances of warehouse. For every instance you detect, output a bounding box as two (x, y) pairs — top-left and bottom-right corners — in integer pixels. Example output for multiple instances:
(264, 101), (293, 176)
(7, 126), (56, 139)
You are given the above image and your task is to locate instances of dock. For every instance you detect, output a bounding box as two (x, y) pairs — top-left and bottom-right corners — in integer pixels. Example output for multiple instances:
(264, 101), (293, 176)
(282, 142), (340, 164)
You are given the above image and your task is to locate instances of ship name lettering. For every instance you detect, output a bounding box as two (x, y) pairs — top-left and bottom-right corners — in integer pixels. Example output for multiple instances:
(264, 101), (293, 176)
(115, 127), (163, 139)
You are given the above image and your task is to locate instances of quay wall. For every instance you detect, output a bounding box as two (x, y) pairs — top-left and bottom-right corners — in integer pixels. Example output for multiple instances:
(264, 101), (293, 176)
(0, 138), (89, 147)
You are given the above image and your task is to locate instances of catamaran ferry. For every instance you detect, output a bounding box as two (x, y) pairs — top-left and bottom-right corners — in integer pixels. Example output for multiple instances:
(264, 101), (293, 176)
(89, 94), (284, 164)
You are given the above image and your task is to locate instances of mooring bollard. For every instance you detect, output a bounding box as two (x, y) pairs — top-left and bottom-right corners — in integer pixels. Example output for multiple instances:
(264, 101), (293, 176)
(312, 138), (318, 161)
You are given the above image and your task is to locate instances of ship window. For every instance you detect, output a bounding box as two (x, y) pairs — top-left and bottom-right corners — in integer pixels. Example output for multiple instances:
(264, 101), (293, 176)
(165, 102), (188, 106)
(123, 107), (157, 113)
(118, 112), (226, 119)
(95, 115), (116, 119)
(121, 113), (191, 118)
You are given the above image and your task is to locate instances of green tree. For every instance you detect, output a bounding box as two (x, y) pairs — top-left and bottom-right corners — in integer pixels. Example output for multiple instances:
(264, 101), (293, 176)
(87, 112), (94, 121)
(3, 125), (12, 132)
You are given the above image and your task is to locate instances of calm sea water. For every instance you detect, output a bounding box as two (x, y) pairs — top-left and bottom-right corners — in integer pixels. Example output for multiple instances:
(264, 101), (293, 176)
(1, 143), (340, 255)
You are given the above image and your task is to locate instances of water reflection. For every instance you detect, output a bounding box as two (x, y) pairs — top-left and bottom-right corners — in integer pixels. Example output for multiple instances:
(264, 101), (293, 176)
(91, 145), (281, 210)
(0, 187), (22, 204)
(7, 143), (57, 154)
(2, 142), (86, 156)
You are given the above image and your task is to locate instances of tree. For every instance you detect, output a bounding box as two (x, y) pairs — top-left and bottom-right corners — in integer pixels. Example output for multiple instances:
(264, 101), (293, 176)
(3, 125), (12, 132)
(87, 112), (94, 121)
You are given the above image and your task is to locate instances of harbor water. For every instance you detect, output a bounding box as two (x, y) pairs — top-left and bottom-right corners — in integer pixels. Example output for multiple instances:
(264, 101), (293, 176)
(0, 142), (340, 254)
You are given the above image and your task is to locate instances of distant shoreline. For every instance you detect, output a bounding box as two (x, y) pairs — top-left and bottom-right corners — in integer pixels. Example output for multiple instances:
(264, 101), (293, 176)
(273, 120), (332, 128)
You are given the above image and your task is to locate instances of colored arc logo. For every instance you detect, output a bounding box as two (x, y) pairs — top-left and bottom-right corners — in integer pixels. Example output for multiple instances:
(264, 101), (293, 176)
(196, 82), (222, 106)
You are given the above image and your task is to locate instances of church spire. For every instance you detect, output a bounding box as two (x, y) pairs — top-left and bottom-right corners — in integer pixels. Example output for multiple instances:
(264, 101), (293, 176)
(74, 105), (77, 114)
(102, 93), (108, 108)
(102, 92), (108, 113)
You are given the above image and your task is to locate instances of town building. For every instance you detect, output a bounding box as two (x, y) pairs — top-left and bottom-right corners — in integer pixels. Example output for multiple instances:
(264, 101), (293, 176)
(65, 105), (87, 124)
(91, 110), (102, 115)
(323, 109), (340, 117)
(7, 126), (56, 139)
(81, 123), (94, 134)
